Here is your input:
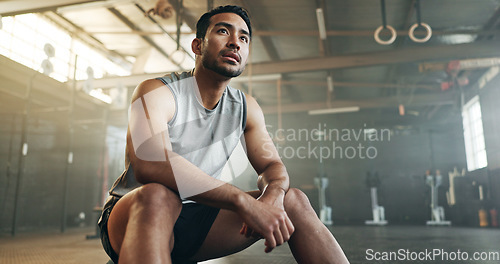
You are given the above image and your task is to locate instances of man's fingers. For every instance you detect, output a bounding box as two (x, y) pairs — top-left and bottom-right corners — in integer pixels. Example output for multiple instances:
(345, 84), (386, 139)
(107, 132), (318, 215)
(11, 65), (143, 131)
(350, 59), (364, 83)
(264, 234), (276, 253)
(279, 220), (290, 242)
(277, 212), (293, 242)
(274, 228), (284, 246)
(285, 214), (295, 237)
(264, 241), (274, 253)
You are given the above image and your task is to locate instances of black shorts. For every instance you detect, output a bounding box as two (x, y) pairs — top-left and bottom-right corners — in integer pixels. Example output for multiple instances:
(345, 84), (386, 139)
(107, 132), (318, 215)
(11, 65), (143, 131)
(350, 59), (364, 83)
(98, 195), (220, 264)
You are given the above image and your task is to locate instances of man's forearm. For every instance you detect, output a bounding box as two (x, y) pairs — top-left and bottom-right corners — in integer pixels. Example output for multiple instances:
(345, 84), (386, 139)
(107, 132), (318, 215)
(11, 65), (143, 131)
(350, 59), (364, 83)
(133, 148), (252, 212)
(190, 182), (254, 212)
(257, 161), (290, 194)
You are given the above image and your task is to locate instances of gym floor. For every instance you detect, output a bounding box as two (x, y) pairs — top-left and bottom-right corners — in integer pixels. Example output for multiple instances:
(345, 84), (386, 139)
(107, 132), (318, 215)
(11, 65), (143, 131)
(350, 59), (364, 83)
(1, 225), (500, 264)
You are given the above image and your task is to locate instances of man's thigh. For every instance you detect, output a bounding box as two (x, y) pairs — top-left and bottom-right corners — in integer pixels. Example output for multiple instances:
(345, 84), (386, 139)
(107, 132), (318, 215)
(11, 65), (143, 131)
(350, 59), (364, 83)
(189, 190), (262, 262)
(107, 184), (181, 257)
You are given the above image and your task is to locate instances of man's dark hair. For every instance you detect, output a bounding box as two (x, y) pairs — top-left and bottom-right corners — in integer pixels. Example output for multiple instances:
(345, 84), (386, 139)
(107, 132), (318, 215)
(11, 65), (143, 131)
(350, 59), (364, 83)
(196, 5), (252, 40)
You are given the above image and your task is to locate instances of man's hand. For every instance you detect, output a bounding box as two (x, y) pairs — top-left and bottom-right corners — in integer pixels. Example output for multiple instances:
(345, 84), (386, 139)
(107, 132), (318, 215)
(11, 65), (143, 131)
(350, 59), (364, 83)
(238, 187), (294, 253)
(258, 186), (286, 209)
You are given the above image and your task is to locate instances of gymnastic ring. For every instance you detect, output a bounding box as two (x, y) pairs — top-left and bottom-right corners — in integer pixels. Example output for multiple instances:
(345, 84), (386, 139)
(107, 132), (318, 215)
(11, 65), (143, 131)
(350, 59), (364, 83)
(408, 22), (432, 43)
(374, 25), (397, 45)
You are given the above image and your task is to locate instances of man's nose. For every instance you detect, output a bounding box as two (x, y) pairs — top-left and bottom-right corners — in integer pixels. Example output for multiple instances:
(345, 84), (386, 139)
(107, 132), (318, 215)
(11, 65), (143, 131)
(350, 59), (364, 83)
(226, 34), (240, 50)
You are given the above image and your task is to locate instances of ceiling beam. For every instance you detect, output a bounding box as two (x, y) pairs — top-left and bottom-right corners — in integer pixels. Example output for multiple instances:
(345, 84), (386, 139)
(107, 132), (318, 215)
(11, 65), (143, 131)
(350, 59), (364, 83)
(107, 7), (184, 71)
(74, 72), (160, 90)
(83, 29), (500, 37)
(55, 0), (134, 13)
(75, 73), (439, 91)
(261, 92), (455, 114)
(243, 40), (500, 75)
(279, 80), (438, 90)
(45, 11), (132, 70)
(419, 57), (500, 72)
(257, 29), (500, 37)
(479, 5), (500, 41)
(0, 0), (99, 16)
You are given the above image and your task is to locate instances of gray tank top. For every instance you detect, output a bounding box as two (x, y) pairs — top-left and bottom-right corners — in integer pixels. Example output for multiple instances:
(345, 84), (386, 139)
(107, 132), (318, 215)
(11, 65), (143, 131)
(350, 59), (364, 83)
(109, 70), (247, 197)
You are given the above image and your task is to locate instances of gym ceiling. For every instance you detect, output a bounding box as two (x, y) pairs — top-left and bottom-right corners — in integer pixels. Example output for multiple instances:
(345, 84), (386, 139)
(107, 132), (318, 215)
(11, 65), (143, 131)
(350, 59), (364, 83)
(1, 0), (500, 128)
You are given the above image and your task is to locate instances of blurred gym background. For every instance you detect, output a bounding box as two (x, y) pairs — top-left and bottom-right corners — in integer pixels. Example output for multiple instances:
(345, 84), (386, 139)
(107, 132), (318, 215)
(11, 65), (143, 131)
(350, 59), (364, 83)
(1, 0), (500, 263)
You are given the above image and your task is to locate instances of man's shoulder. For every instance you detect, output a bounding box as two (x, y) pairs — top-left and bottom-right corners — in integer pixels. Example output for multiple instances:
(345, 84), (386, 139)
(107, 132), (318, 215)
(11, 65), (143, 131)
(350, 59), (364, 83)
(242, 92), (258, 108)
(157, 70), (194, 84)
(225, 84), (246, 100)
(131, 75), (177, 104)
(241, 93), (265, 131)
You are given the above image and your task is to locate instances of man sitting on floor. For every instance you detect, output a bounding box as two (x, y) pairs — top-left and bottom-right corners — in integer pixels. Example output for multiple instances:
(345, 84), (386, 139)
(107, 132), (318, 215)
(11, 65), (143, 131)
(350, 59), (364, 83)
(98, 5), (349, 264)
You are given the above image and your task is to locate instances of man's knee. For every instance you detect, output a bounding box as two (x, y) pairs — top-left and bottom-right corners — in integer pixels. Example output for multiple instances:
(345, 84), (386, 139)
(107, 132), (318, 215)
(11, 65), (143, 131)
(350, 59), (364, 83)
(284, 188), (315, 215)
(133, 183), (182, 215)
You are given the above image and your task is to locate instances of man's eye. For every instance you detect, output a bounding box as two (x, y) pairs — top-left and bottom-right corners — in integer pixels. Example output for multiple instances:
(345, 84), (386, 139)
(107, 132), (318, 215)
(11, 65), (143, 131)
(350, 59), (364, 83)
(240, 36), (248, 43)
(218, 29), (228, 34)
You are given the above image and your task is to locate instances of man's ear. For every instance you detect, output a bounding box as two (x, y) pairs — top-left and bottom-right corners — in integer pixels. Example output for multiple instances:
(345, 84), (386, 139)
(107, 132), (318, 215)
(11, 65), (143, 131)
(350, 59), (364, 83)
(191, 38), (202, 55)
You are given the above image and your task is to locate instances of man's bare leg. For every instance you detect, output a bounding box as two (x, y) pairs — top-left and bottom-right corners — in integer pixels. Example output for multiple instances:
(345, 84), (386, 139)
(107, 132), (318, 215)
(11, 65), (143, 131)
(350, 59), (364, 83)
(107, 183), (182, 264)
(284, 188), (349, 264)
(191, 189), (348, 263)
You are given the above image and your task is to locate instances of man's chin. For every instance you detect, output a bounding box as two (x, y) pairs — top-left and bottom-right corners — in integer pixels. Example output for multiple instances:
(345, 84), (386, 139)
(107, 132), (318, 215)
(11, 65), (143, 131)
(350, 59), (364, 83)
(203, 59), (245, 78)
(215, 67), (244, 78)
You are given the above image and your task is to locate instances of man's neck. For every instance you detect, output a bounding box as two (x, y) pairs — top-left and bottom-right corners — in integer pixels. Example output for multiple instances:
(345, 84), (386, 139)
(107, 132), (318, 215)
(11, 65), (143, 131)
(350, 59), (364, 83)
(193, 66), (231, 110)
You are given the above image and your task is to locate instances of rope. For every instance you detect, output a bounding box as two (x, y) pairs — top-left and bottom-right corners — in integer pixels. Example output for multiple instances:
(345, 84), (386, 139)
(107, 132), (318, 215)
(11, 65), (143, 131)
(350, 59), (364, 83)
(380, 0), (387, 28)
(415, 0), (422, 26)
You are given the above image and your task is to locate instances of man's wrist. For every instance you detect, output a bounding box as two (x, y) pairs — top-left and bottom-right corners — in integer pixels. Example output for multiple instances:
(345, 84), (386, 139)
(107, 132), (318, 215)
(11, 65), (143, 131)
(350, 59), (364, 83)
(265, 184), (287, 195)
(234, 191), (252, 213)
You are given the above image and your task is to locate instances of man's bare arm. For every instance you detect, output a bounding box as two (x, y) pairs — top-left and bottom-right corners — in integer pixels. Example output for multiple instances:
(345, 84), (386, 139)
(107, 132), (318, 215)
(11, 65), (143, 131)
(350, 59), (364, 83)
(244, 94), (290, 195)
(239, 94), (296, 251)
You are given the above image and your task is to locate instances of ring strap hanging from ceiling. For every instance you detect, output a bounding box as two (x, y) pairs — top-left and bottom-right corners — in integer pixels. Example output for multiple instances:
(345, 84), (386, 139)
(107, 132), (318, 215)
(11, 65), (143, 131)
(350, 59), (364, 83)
(374, 0), (397, 45)
(409, 0), (432, 43)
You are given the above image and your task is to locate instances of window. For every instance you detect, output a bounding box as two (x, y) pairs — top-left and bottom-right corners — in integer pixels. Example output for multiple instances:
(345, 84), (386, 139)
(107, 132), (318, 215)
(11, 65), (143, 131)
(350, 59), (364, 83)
(0, 14), (130, 82)
(462, 95), (488, 171)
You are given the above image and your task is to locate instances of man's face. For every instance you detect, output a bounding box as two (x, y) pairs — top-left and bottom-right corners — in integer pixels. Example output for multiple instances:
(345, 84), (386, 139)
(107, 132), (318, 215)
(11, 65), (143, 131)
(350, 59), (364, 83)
(200, 12), (250, 78)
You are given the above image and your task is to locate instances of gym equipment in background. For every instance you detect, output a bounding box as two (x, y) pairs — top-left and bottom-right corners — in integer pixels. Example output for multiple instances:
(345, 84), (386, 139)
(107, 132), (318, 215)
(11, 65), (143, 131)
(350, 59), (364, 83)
(374, 0), (432, 45)
(314, 177), (332, 225)
(446, 167), (464, 206)
(365, 171), (388, 225)
(313, 130), (332, 225)
(426, 170), (451, 226)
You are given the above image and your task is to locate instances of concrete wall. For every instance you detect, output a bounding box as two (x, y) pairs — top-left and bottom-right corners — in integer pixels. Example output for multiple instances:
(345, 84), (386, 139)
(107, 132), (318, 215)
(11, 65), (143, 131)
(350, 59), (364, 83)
(479, 74), (500, 213)
(480, 74), (500, 170)
(0, 115), (114, 233)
